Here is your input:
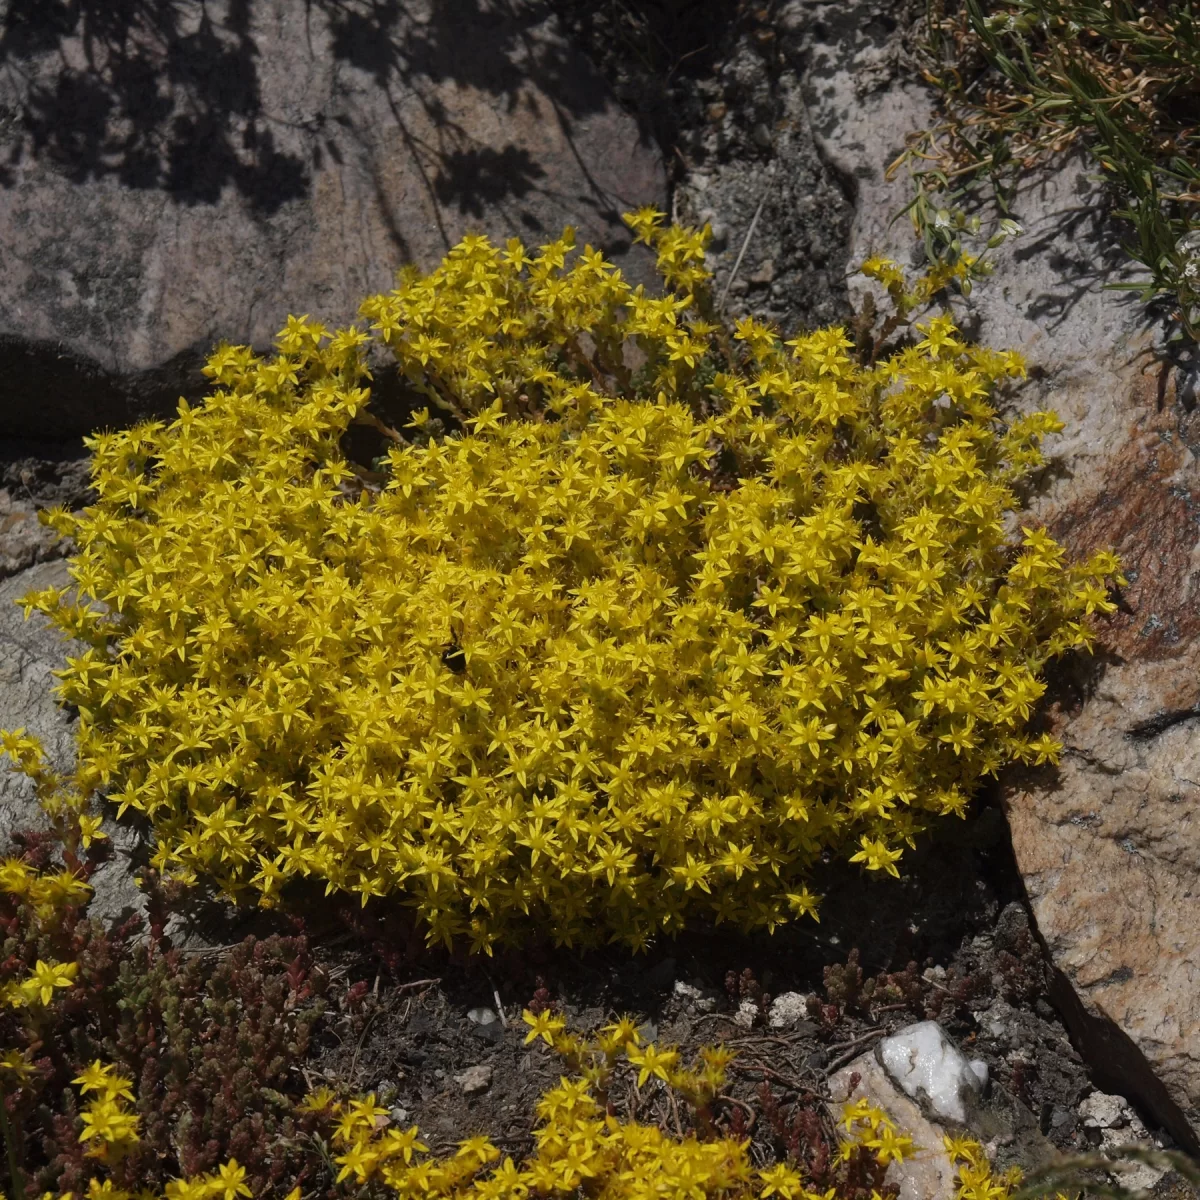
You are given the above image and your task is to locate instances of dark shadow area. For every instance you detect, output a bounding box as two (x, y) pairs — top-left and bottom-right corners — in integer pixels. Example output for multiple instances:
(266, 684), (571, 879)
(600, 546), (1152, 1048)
(322, 0), (610, 120)
(547, 0), (744, 177)
(0, 0), (308, 213)
(0, 0), (646, 217)
(0, 334), (214, 440)
(256, 786), (1029, 1008)
(433, 144), (544, 215)
(1037, 642), (1125, 723)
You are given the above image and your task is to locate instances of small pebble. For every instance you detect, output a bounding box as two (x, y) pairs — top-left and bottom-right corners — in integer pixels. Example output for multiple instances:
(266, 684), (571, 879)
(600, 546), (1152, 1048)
(1080, 1091), (1130, 1130)
(455, 1064), (493, 1095)
(733, 999), (758, 1029)
(673, 980), (718, 1013)
(767, 991), (809, 1029)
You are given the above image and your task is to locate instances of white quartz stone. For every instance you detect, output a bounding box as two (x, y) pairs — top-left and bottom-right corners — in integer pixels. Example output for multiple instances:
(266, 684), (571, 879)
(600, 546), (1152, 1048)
(878, 1021), (987, 1124)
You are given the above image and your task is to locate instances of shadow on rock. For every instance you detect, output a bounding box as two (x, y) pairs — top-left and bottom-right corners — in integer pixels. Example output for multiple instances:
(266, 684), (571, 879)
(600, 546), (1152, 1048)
(1, 0), (307, 213)
(0, 0), (614, 217)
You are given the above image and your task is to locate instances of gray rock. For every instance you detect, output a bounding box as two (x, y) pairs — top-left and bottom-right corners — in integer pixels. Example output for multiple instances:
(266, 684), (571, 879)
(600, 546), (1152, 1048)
(0, 489), (77, 578)
(1079, 1091), (1169, 1191)
(1080, 1091), (1132, 1131)
(673, 980), (719, 1013)
(732, 998), (758, 1029)
(0, 557), (85, 837)
(0, 0), (665, 440)
(0, 556), (156, 932)
(454, 1063), (493, 1095)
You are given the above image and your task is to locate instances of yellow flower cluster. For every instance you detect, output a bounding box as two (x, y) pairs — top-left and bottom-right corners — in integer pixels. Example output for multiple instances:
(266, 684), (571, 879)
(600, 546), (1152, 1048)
(356, 206), (714, 422)
(46, 1060), (260, 1200)
(1, 957), (78, 1010)
(942, 1134), (1068, 1200)
(0, 731), (108, 862)
(0, 852), (88, 1015)
(0, 851), (92, 919)
(305, 1013), (912, 1200)
(0, 210), (1121, 951)
(946, 1135), (1020, 1200)
(73, 1061), (141, 1161)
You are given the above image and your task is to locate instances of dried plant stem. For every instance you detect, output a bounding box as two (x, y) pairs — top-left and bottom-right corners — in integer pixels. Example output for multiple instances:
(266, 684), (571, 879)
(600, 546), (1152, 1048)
(0, 1097), (25, 1200)
(719, 180), (772, 309)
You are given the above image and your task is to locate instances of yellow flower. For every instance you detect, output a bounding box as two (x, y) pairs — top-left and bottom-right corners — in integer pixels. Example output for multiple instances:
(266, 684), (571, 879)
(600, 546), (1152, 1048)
(298, 1087), (337, 1113)
(20, 960), (79, 1006)
(759, 1164), (805, 1198)
(78, 1099), (140, 1146)
(848, 836), (903, 878)
(626, 1043), (679, 1088)
(77, 814), (108, 849)
(212, 1160), (252, 1200)
(0, 1050), (34, 1081)
(522, 1009), (564, 1047)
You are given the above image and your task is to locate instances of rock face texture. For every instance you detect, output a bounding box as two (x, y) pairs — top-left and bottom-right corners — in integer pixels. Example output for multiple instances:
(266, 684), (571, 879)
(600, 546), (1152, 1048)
(785, 1), (1200, 1151)
(1, 0), (1199, 1159)
(0, 0), (664, 439)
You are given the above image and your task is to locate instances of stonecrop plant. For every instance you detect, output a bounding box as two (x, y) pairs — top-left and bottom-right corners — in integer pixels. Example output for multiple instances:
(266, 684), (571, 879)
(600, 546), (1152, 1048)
(0, 801), (331, 1200)
(0, 208), (1120, 952)
(304, 1011), (919, 1200)
(304, 1011), (1067, 1200)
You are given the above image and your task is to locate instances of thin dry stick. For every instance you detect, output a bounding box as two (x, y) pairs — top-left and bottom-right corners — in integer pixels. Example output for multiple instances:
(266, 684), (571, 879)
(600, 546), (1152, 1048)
(825, 1028), (885, 1054)
(667, 1085), (685, 1138)
(352, 409), (405, 443)
(825, 1030), (887, 1075)
(396, 977), (441, 992)
(719, 178), (773, 309)
(485, 973), (509, 1028)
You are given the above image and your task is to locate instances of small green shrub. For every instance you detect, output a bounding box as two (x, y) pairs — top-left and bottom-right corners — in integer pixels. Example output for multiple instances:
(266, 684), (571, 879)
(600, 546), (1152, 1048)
(0, 210), (1118, 951)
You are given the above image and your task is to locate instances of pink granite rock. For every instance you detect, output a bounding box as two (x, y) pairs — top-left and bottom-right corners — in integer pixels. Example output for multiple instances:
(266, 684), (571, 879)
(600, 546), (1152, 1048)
(804, 28), (1200, 1150)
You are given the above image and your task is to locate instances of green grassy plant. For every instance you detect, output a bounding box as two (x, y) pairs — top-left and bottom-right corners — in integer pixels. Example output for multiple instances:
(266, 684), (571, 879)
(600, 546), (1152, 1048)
(894, 0), (1200, 348)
